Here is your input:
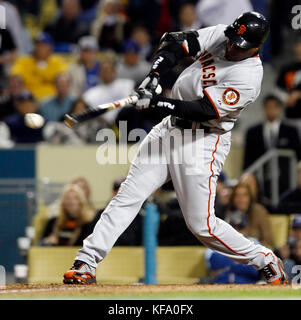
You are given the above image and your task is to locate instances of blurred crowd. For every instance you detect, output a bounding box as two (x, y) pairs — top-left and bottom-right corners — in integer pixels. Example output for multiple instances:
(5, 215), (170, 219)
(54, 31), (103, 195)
(2, 0), (301, 284)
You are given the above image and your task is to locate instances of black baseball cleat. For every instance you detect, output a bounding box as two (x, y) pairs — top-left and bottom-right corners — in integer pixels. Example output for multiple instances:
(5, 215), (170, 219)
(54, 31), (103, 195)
(260, 257), (289, 285)
(63, 260), (97, 285)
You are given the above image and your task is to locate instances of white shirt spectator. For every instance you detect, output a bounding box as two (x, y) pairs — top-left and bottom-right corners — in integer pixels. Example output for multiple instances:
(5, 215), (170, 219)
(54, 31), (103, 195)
(82, 78), (135, 125)
(196, 0), (253, 27)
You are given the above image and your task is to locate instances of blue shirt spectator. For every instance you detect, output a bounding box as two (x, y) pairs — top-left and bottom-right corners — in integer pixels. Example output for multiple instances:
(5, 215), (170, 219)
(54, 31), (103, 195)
(205, 249), (259, 284)
(4, 90), (44, 143)
(41, 73), (75, 122)
(205, 211), (259, 284)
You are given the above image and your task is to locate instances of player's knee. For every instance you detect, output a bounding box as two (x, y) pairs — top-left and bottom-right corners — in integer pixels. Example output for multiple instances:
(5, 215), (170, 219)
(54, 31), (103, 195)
(185, 217), (211, 237)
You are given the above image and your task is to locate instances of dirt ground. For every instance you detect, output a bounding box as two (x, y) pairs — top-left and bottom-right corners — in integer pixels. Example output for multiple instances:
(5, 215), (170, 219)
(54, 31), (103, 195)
(0, 283), (300, 299)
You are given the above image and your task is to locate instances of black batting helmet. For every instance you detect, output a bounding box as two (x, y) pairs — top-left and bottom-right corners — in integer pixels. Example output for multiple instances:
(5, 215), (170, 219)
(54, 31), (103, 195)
(224, 11), (270, 50)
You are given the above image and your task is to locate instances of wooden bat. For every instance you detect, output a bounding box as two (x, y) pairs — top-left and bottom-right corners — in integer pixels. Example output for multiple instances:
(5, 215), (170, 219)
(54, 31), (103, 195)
(64, 85), (162, 128)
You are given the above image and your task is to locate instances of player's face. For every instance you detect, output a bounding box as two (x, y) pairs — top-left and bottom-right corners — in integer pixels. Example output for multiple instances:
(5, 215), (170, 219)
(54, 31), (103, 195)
(233, 186), (251, 212)
(225, 40), (259, 61)
(63, 190), (81, 218)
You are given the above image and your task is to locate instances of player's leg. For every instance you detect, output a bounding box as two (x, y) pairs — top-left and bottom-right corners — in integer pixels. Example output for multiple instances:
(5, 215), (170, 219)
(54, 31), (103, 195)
(64, 119), (170, 283)
(169, 130), (287, 284)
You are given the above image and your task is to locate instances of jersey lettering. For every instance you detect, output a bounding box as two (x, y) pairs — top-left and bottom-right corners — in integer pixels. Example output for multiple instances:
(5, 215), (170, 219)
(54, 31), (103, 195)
(199, 51), (217, 89)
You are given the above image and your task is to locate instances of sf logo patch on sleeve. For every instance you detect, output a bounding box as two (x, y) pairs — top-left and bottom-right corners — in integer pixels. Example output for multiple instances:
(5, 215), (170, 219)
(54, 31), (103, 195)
(222, 88), (240, 105)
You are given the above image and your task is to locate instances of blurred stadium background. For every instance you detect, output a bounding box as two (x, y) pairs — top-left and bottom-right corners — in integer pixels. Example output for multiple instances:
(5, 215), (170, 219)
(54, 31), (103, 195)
(1, 0), (301, 287)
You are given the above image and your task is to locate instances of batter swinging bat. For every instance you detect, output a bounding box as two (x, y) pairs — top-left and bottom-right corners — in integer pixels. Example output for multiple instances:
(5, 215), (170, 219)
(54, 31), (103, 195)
(64, 85), (162, 128)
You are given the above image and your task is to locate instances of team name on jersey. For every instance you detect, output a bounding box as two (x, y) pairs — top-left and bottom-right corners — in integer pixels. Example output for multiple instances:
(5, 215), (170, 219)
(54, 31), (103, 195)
(198, 51), (216, 89)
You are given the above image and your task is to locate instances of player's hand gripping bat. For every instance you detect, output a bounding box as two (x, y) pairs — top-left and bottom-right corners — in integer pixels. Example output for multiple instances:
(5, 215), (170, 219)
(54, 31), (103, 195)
(64, 85), (162, 128)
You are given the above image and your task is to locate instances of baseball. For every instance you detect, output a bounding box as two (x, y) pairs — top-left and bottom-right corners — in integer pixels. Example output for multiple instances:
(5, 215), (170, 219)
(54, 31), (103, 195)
(24, 113), (45, 129)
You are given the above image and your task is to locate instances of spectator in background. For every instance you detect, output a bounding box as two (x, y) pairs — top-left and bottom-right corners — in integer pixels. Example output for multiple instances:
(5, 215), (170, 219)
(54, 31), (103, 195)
(40, 184), (96, 246)
(34, 176), (95, 244)
(291, 215), (301, 242)
(278, 162), (301, 214)
(243, 95), (301, 208)
(44, 0), (89, 51)
(195, 0), (253, 27)
(240, 172), (266, 206)
(67, 98), (109, 143)
(0, 28), (17, 80)
(0, 0), (32, 54)
(40, 73), (75, 122)
(10, 32), (68, 101)
(116, 39), (151, 85)
(91, 0), (127, 52)
(3, 90), (44, 144)
(177, 2), (200, 32)
(83, 57), (135, 127)
(69, 36), (101, 97)
(274, 216), (301, 280)
(82, 177), (143, 246)
(157, 187), (200, 246)
(130, 25), (154, 62)
(276, 35), (301, 135)
(126, 0), (161, 39)
(0, 75), (25, 121)
(225, 183), (274, 249)
(205, 211), (259, 284)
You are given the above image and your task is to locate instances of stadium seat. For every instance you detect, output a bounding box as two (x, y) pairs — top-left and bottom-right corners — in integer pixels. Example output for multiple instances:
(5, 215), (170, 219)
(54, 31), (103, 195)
(268, 215), (290, 248)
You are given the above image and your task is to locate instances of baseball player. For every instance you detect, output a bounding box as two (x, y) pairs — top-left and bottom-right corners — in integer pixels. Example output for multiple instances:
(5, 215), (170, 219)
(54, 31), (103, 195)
(64, 12), (288, 285)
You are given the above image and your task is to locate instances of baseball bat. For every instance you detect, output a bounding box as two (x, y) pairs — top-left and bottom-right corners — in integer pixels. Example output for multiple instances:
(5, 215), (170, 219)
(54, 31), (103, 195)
(64, 85), (162, 128)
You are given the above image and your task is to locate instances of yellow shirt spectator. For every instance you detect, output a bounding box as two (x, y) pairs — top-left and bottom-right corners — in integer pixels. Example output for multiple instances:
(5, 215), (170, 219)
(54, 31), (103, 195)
(10, 32), (68, 100)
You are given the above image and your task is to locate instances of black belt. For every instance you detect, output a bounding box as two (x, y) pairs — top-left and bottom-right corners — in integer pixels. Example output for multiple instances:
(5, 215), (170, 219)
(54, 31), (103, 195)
(171, 116), (211, 133)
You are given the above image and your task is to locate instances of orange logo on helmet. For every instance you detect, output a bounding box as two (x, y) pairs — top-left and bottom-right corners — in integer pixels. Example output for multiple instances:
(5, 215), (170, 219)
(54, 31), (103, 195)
(237, 25), (246, 34)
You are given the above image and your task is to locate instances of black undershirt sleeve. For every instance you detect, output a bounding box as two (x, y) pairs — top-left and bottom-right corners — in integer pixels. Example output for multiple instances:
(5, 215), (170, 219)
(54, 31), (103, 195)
(151, 94), (219, 122)
(150, 31), (200, 76)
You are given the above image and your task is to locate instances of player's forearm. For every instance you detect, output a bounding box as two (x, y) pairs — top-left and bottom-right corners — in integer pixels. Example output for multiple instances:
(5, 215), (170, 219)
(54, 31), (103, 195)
(151, 94), (219, 122)
(150, 31), (200, 76)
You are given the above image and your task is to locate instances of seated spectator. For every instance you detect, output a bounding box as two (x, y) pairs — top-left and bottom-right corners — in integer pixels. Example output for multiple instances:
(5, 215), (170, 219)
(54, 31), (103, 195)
(239, 172), (266, 206)
(40, 73), (75, 122)
(82, 177), (143, 246)
(91, 0), (127, 52)
(69, 36), (101, 97)
(243, 95), (301, 208)
(83, 57), (135, 126)
(0, 27), (17, 80)
(0, 0), (31, 54)
(177, 2), (201, 32)
(3, 90), (44, 144)
(205, 211), (259, 284)
(274, 215), (301, 280)
(40, 184), (95, 246)
(69, 98), (109, 143)
(116, 39), (151, 85)
(34, 176), (95, 244)
(157, 193), (200, 246)
(130, 25), (154, 62)
(278, 162), (301, 214)
(195, 0), (253, 27)
(275, 35), (301, 136)
(10, 32), (68, 100)
(225, 183), (274, 249)
(0, 75), (25, 121)
(291, 215), (301, 242)
(44, 0), (89, 51)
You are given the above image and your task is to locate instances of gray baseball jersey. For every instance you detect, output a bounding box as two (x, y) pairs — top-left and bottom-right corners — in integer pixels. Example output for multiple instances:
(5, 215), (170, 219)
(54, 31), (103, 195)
(172, 24), (263, 132)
